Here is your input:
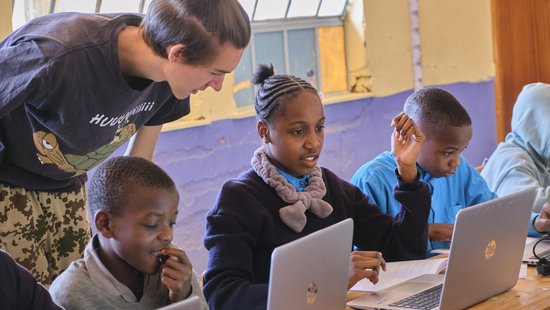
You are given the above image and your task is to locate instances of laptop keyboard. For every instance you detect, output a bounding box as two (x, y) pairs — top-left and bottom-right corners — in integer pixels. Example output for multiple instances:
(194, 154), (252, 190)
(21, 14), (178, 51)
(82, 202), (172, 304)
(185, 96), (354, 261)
(388, 284), (443, 310)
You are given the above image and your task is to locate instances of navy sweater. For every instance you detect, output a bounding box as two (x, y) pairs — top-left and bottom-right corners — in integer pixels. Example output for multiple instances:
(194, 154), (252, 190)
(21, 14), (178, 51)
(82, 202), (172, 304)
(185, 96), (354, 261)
(0, 250), (62, 310)
(203, 167), (431, 310)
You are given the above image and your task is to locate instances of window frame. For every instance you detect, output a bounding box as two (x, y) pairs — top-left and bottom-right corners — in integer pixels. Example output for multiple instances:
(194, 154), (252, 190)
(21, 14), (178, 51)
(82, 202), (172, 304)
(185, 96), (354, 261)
(232, 15), (347, 108)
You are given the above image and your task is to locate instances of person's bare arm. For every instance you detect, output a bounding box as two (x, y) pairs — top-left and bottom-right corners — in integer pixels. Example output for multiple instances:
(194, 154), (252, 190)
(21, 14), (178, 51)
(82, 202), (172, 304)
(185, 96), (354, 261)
(391, 112), (425, 183)
(125, 125), (162, 160)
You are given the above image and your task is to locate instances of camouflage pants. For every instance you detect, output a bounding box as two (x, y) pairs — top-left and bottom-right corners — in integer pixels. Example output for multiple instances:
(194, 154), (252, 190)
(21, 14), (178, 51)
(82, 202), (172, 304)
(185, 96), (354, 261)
(0, 183), (91, 287)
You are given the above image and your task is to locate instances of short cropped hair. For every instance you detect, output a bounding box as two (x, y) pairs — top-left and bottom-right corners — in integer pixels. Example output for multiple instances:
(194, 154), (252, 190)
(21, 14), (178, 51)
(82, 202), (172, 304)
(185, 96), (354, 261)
(141, 0), (251, 66)
(252, 64), (319, 123)
(88, 156), (176, 216)
(403, 87), (471, 134)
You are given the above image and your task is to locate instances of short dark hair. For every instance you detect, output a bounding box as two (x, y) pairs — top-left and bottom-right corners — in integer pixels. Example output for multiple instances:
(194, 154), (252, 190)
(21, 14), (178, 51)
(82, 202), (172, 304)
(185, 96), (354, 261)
(141, 0), (251, 65)
(252, 64), (319, 123)
(88, 156), (176, 216)
(403, 87), (471, 134)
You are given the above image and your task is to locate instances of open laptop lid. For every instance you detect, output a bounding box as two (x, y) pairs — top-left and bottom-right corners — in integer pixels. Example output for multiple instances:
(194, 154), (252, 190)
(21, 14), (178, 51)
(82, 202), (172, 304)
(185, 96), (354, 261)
(439, 188), (536, 309)
(267, 218), (353, 310)
(346, 188), (535, 310)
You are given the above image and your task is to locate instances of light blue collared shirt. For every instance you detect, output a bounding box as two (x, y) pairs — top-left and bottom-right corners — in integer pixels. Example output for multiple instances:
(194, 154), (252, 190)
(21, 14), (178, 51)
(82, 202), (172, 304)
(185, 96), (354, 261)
(275, 167), (310, 192)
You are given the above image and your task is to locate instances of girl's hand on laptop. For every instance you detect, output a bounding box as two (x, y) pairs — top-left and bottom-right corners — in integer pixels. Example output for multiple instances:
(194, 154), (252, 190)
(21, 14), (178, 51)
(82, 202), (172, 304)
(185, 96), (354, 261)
(428, 223), (454, 242)
(390, 112), (426, 183)
(348, 251), (386, 289)
(159, 246), (194, 302)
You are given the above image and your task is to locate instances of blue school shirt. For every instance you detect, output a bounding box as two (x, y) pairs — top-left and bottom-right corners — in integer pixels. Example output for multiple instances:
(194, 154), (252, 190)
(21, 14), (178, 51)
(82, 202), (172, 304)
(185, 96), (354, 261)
(351, 151), (497, 252)
(275, 167), (309, 192)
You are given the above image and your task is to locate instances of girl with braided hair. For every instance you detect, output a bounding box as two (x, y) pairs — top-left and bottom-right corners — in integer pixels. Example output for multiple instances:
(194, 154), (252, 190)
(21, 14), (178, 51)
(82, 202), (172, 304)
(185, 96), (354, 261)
(203, 64), (431, 309)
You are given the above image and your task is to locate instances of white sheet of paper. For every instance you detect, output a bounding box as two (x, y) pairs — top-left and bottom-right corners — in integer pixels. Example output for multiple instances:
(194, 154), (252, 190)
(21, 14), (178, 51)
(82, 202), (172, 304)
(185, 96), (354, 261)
(430, 248), (450, 255)
(519, 263), (527, 279)
(349, 258), (448, 292)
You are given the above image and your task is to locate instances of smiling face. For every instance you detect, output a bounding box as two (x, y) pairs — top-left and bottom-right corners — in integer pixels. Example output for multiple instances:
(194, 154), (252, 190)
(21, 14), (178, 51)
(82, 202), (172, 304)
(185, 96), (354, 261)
(98, 184), (179, 277)
(164, 43), (244, 99)
(259, 90), (325, 178)
(417, 125), (473, 178)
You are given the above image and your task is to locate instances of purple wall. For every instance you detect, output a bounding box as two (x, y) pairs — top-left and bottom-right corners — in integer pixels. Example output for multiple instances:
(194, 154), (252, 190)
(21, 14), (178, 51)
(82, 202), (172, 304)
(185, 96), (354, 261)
(102, 80), (497, 274)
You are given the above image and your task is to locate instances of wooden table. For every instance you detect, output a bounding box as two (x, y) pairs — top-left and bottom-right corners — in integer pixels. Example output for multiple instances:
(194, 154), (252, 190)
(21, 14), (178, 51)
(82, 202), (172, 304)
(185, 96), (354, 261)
(346, 265), (550, 309)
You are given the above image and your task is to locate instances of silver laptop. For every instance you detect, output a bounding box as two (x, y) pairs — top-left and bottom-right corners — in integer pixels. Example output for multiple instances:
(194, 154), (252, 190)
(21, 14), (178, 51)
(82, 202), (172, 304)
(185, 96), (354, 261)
(267, 218), (353, 310)
(156, 296), (201, 310)
(347, 188), (535, 310)
(523, 236), (550, 265)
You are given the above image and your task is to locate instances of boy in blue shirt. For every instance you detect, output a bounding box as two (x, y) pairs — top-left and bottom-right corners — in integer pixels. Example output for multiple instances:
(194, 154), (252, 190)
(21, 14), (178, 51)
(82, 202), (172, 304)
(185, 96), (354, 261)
(351, 87), (496, 252)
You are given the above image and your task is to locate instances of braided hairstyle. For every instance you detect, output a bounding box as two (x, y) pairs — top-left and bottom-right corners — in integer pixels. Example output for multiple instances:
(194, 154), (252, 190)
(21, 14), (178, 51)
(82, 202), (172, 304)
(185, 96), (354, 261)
(403, 87), (471, 135)
(253, 64), (319, 123)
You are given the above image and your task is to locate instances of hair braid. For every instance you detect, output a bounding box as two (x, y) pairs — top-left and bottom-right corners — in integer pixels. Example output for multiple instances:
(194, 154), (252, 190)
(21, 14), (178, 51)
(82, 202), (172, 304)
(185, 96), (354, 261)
(253, 64), (318, 122)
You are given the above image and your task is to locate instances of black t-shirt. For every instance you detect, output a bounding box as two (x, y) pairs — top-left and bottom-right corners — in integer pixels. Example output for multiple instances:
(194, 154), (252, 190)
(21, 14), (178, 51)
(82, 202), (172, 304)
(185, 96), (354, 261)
(0, 13), (189, 191)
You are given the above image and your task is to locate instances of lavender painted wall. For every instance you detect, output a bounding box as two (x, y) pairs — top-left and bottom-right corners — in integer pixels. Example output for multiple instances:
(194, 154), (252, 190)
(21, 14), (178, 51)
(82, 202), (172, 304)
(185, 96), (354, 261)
(100, 80), (497, 274)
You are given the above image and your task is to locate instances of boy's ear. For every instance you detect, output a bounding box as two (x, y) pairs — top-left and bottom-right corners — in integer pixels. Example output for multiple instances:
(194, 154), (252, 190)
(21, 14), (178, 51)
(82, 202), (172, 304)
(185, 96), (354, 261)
(94, 210), (115, 238)
(166, 44), (186, 63)
(257, 120), (270, 143)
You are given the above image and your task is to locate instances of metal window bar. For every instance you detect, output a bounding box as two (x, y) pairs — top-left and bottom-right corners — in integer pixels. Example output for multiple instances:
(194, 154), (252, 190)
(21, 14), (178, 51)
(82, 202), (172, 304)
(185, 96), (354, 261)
(47, 0), (102, 13)
(138, 0), (145, 13)
(315, 0), (322, 16)
(283, 29), (289, 74)
(250, 0), (258, 21)
(284, 0), (292, 18)
(49, 0), (55, 13)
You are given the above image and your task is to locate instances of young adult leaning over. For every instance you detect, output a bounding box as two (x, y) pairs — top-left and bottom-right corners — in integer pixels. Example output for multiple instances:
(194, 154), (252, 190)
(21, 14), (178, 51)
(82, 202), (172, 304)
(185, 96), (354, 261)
(202, 64), (432, 310)
(0, 0), (250, 285)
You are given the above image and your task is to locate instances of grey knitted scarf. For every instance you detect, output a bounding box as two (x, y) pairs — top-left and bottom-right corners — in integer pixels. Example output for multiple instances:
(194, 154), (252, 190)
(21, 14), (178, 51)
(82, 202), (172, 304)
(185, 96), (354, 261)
(251, 145), (333, 232)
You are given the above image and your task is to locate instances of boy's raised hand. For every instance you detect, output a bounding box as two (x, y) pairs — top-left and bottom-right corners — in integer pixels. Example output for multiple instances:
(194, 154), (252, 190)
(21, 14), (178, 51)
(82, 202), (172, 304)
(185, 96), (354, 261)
(390, 112), (426, 183)
(348, 251), (386, 289)
(159, 246), (194, 303)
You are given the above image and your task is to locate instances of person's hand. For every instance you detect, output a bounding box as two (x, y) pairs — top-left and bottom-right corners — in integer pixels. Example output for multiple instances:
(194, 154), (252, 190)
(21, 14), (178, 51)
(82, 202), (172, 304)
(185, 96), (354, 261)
(159, 246), (194, 303)
(475, 158), (489, 173)
(428, 223), (454, 242)
(534, 202), (550, 233)
(390, 112), (426, 183)
(348, 251), (386, 289)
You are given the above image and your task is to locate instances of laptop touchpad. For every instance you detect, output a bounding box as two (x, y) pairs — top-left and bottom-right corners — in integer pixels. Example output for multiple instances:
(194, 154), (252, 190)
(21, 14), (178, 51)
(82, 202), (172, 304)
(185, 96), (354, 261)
(397, 282), (433, 292)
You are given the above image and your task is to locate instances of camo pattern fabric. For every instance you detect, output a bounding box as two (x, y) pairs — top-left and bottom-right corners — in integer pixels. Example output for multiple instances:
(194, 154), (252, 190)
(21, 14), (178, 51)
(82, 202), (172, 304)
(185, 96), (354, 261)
(0, 183), (91, 287)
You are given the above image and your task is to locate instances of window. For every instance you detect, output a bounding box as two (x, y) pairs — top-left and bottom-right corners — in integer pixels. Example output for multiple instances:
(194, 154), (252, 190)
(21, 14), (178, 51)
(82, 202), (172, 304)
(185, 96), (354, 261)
(11, 0), (148, 29)
(232, 0), (349, 108)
